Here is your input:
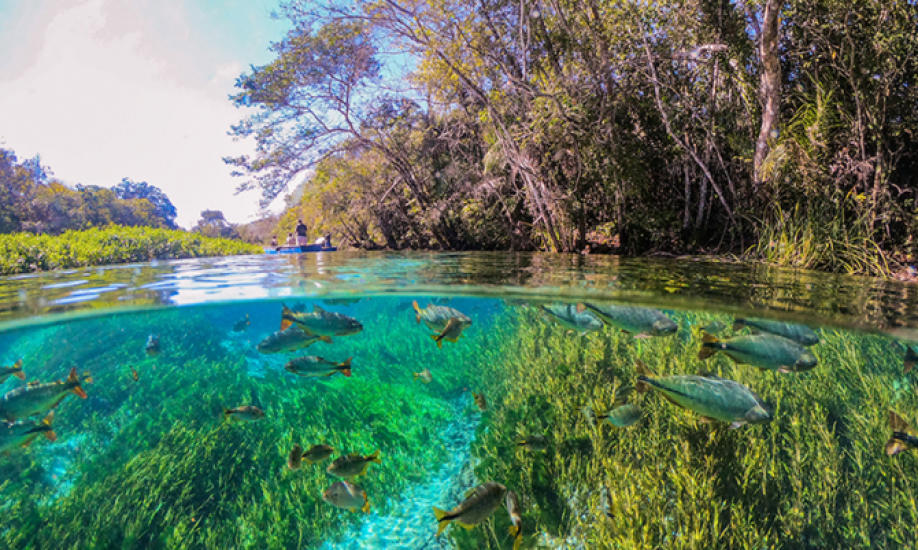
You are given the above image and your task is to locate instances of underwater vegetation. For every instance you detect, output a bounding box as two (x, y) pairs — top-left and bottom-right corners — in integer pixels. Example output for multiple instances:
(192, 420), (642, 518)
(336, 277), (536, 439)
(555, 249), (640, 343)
(0, 294), (917, 549)
(0, 225), (261, 275)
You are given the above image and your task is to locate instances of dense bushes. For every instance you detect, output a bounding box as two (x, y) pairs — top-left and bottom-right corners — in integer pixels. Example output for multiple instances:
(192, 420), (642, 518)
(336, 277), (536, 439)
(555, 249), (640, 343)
(0, 225), (261, 275)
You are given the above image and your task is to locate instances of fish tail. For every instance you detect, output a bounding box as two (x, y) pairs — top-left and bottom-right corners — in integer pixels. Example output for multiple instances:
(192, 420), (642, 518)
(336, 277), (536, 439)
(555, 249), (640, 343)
(635, 361), (655, 393)
(339, 357), (353, 368)
(431, 334), (443, 349)
(413, 301), (422, 324)
(361, 492), (371, 513)
(413, 372), (420, 381)
(698, 332), (720, 360)
(67, 368), (88, 399)
(367, 449), (381, 464)
(340, 365), (352, 378)
(41, 411), (57, 442)
(433, 507), (454, 536)
(732, 319), (747, 332)
(14, 365), (25, 380)
(303, 457), (314, 465)
(509, 525), (522, 550)
(516, 440), (526, 447)
(222, 407), (232, 420)
(280, 304), (293, 331)
(905, 347), (918, 373)
(320, 336), (333, 344)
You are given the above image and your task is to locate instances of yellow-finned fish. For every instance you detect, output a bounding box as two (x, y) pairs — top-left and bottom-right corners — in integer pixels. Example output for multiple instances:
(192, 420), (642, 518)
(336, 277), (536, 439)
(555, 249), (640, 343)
(472, 392), (487, 411)
(598, 403), (643, 428)
(699, 332), (817, 373)
(0, 359), (25, 384)
(279, 304), (363, 337)
(432, 482), (507, 536)
(326, 450), (381, 478)
(517, 435), (549, 452)
(412, 301), (472, 332)
(323, 480), (371, 513)
(284, 356), (352, 378)
(0, 411), (56, 455)
(506, 490), (523, 550)
(885, 410), (918, 456)
(222, 405), (265, 422)
(577, 303), (677, 338)
(0, 368), (91, 423)
(257, 325), (330, 354)
(413, 369), (433, 384)
(302, 444), (335, 465)
(541, 304), (604, 335)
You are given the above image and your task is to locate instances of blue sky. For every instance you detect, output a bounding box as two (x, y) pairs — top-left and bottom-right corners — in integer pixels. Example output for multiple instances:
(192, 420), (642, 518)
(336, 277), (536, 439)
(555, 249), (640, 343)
(0, 0), (291, 228)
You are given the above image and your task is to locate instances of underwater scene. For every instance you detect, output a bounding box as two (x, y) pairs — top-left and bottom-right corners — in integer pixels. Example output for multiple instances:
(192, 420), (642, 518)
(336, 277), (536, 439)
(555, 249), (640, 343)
(1, 253), (918, 549)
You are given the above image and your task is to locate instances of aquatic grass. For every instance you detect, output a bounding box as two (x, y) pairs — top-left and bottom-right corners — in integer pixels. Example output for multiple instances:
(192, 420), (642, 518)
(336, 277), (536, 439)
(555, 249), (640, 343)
(460, 306), (918, 549)
(0, 225), (261, 275)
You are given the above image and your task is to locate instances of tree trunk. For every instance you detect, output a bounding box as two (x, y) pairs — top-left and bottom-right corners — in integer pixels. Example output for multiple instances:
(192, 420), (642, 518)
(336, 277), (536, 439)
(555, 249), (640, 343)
(753, 0), (781, 189)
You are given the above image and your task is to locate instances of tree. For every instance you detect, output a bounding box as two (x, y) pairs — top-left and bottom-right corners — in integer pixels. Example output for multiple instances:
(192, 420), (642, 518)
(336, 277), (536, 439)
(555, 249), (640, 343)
(192, 210), (240, 240)
(112, 178), (178, 228)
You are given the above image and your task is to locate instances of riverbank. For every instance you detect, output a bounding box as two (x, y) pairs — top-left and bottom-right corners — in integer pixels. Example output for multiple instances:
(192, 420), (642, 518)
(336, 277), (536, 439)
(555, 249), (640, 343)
(0, 225), (261, 275)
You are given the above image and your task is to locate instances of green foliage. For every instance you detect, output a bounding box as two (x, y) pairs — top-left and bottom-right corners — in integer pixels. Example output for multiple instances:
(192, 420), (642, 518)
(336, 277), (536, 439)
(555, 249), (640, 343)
(0, 225), (260, 275)
(459, 307), (918, 549)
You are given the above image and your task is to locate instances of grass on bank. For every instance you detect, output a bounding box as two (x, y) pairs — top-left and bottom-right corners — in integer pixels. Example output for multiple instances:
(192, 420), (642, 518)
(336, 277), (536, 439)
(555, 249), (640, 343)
(0, 225), (262, 275)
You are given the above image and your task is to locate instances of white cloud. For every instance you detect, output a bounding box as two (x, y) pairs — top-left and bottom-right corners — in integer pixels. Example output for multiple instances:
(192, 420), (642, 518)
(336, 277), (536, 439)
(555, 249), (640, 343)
(0, 0), (274, 228)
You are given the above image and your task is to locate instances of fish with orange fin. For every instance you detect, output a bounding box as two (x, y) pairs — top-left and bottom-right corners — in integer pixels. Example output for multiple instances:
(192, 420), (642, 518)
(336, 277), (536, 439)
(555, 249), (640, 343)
(130, 367), (139, 382)
(279, 304), (363, 338)
(0, 368), (91, 423)
(0, 411), (56, 455)
(222, 405), (265, 422)
(885, 411), (918, 456)
(323, 480), (371, 513)
(472, 392), (488, 411)
(413, 369), (433, 383)
(413, 301), (472, 332)
(326, 450), (381, 478)
(433, 481), (507, 536)
(0, 359), (25, 384)
(506, 490), (523, 550)
(430, 317), (467, 349)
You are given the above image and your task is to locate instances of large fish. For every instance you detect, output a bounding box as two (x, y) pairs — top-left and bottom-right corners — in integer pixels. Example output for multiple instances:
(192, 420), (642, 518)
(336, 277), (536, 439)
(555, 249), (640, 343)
(257, 325), (329, 354)
(327, 450), (381, 478)
(733, 318), (820, 346)
(0, 368), (91, 423)
(885, 411), (918, 456)
(541, 304), (604, 335)
(577, 304), (677, 338)
(413, 301), (472, 332)
(635, 361), (772, 429)
(280, 304), (363, 338)
(431, 318), (467, 349)
(699, 332), (817, 373)
(433, 481), (507, 536)
(323, 480), (371, 513)
(0, 359), (25, 384)
(0, 411), (56, 455)
(284, 356), (353, 378)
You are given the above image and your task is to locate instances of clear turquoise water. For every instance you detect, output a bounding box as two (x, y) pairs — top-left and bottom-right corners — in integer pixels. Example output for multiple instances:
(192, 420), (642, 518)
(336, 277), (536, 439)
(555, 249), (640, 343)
(1, 252), (917, 549)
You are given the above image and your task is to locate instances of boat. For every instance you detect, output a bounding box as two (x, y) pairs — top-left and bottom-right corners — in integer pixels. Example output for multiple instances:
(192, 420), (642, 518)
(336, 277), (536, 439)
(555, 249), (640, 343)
(264, 244), (338, 254)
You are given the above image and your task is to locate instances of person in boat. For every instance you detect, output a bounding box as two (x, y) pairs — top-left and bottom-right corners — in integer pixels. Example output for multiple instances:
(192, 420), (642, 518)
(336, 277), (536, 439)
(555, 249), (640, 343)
(285, 232), (296, 245)
(323, 233), (332, 248)
(295, 219), (308, 246)
(270, 235), (278, 247)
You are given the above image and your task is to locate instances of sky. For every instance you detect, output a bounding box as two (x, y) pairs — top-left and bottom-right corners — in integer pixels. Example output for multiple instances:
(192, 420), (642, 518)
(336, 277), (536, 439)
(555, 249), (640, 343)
(0, 0), (292, 228)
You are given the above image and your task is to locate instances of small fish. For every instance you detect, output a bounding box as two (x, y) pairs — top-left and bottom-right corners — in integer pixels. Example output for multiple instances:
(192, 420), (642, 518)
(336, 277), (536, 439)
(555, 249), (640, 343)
(284, 357), (352, 378)
(302, 444), (335, 465)
(699, 332), (818, 373)
(885, 411), (918, 456)
(280, 304), (363, 337)
(506, 490), (523, 550)
(222, 405), (265, 422)
(322, 298), (362, 306)
(0, 359), (25, 383)
(540, 304), (604, 335)
(257, 325), (330, 354)
(287, 444), (304, 470)
(635, 361), (772, 429)
(517, 435), (549, 452)
(130, 367), (139, 382)
(733, 318), (820, 346)
(430, 317), (466, 349)
(0, 368), (91, 423)
(577, 304), (677, 338)
(413, 369), (433, 384)
(432, 481), (507, 536)
(695, 320), (727, 335)
(323, 480), (370, 513)
(232, 314), (250, 332)
(0, 411), (56, 455)
(413, 301), (472, 332)
(473, 392), (488, 411)
(598, 403), (643, 428)
(327, 450), (381, 478)
(145, 334), (161, 356)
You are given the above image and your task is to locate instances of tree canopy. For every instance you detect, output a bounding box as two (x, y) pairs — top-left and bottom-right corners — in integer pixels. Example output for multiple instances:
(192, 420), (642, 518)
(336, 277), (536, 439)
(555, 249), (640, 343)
(229, 0), (918, 273)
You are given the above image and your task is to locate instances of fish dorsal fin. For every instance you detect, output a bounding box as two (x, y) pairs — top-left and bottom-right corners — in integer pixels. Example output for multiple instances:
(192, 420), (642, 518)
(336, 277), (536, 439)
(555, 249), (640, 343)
(464, 487), (478, 499)
(313, 305), (326, 313)
(27, 381), (41, 387)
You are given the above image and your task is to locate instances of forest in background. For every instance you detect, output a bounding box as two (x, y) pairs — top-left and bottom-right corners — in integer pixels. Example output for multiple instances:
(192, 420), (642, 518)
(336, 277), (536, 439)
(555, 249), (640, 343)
(228, 0), (918, 274)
